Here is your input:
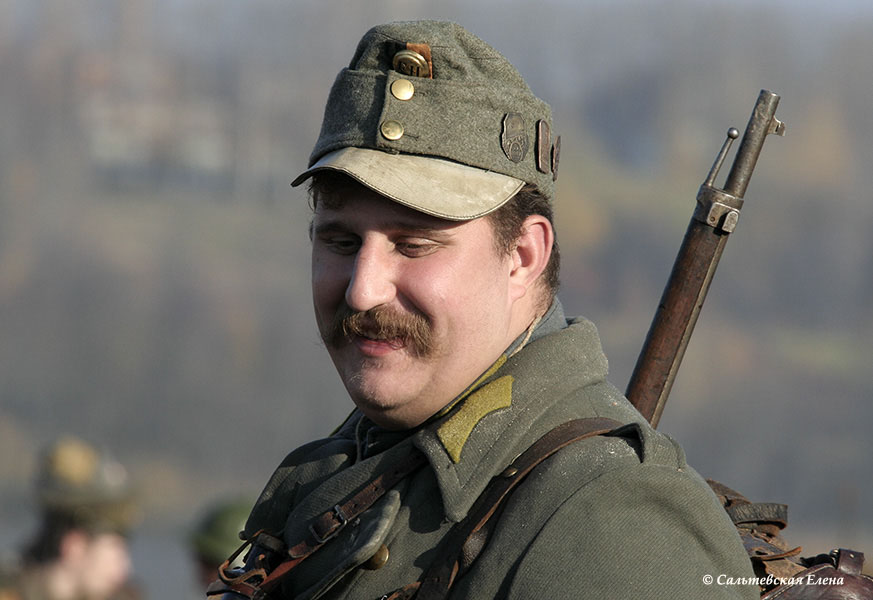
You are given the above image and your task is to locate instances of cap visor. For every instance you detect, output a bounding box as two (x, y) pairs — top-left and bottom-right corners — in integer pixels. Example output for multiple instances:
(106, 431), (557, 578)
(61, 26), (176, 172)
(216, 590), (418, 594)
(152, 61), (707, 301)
(291, 148), (523, 221)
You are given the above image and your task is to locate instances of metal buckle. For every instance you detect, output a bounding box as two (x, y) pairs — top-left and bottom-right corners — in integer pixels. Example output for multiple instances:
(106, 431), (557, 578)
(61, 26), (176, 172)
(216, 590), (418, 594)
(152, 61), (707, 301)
(309, 505), (349, 544)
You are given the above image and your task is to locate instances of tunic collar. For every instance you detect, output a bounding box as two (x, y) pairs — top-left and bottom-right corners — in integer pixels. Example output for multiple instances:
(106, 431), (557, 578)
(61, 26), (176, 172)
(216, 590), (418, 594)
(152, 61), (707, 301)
(413, 308), (612, 522)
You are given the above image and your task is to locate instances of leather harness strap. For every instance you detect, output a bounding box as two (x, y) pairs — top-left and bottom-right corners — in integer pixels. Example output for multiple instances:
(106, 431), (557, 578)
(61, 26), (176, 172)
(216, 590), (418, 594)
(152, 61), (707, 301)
(209, 450), (429, 598)
(303, 451), (430, 551)
(266, 450), (429, 587)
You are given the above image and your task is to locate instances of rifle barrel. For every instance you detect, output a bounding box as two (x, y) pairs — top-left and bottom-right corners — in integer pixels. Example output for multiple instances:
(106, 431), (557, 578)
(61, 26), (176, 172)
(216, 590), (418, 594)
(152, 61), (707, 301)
(625, 90), (783, 428)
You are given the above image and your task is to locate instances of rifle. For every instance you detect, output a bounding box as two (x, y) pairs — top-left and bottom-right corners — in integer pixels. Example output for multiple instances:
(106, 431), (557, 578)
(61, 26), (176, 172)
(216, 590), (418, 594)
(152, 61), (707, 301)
(625, 89), (785, 428)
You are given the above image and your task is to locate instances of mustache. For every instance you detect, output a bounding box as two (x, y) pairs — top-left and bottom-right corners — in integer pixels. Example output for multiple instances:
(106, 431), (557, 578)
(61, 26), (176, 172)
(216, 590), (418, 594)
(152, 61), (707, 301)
(323, 304), (435, 356)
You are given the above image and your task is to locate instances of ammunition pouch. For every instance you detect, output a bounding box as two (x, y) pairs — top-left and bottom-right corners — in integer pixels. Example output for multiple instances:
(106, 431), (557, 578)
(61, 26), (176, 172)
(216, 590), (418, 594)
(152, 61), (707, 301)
(207, 450), (429, 599)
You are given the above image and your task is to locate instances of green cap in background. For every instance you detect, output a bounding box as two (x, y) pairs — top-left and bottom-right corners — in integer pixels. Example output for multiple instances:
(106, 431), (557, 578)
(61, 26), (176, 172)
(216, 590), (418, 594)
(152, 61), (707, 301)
(35, 436), (139, 535)
(189, 499), (251, 566)
(292, 20), (560, 220)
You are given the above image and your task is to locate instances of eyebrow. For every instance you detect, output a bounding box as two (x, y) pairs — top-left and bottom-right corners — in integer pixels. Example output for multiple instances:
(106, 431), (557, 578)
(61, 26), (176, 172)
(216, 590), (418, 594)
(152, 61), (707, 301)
(311, 218), (455, 240)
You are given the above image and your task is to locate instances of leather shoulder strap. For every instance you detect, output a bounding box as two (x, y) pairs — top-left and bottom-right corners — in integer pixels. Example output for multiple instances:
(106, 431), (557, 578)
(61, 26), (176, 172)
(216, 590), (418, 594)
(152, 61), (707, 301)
(401, 417), (625, 600)
(208, 450), (429, 599)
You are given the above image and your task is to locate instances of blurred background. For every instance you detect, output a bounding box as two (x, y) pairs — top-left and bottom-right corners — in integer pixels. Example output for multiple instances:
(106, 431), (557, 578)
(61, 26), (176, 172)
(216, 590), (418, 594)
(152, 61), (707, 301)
(1, 0), (871, 596)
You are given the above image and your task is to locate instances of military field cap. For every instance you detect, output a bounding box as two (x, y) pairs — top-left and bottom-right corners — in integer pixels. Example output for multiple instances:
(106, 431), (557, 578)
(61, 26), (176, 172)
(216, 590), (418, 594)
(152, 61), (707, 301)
(189, 498), (252, 565)
(292, 20), (560, 220)
(35, 436), (140, 534)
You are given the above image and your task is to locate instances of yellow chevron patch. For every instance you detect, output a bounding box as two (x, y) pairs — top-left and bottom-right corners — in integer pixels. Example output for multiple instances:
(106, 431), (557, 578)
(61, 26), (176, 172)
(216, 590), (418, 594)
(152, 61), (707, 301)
(437, 375), (513, 463)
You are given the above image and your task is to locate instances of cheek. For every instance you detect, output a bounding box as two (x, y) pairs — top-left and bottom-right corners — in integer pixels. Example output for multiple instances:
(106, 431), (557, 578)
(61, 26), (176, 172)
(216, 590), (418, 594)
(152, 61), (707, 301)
(462, 265), (513, 335)
(81, 537), (131, 593)
(398, 261), (455, 309)
(405, 255), (506, 328)
(311, 255), (347, 309)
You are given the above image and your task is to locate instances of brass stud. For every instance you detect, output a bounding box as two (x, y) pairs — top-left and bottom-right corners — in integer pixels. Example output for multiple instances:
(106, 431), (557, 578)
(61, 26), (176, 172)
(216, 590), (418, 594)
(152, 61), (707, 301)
(391, 79), (415, 101)
(363, 544), (390, 570)
(380, 120), (404, 141)
(393, 49), (429, 78)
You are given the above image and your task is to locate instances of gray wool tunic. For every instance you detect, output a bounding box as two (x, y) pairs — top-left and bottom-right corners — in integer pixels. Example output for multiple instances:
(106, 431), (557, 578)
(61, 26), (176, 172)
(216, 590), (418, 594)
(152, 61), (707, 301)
(243, 302), (758, 599)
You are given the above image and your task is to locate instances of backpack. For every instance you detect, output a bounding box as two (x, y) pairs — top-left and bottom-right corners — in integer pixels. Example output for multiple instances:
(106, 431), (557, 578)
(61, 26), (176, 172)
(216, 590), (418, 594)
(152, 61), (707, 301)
(708, 479), (873, 599)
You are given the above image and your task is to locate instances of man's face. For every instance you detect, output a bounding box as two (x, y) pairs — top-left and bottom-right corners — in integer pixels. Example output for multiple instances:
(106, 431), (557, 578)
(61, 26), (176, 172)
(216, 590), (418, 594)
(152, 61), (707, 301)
(66, 530), (131, 599)
(311, 181), (524, 429)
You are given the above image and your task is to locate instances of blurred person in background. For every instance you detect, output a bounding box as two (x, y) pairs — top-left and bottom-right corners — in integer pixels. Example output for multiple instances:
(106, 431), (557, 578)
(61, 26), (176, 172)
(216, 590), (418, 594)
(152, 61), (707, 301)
(0, 436), (142, 600)
(188, 498), (251, 592)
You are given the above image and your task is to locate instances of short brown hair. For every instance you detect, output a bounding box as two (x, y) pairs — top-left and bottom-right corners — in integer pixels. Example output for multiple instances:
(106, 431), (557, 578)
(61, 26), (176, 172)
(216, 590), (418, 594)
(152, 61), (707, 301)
(487, 183), (560, 304)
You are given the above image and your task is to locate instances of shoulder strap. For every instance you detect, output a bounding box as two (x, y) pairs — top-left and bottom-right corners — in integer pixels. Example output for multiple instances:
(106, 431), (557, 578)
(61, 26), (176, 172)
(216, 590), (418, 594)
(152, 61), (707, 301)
(388, 417), (625, 600)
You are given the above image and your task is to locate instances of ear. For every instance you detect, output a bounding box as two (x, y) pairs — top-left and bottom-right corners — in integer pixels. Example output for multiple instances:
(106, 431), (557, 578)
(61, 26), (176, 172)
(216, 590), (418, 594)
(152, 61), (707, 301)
(508, 215), (554, 302)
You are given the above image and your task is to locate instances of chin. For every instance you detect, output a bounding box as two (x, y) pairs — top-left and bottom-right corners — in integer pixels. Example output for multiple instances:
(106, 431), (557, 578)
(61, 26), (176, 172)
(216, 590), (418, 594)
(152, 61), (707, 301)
(345, 379), (418, 422)
(348, 385), (404, 413)
(343, 359), (415, 396)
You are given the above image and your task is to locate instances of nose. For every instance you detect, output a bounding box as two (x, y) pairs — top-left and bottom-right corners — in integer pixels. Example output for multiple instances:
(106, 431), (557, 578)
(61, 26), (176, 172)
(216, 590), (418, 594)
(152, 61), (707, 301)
(345, 239), (397, 312)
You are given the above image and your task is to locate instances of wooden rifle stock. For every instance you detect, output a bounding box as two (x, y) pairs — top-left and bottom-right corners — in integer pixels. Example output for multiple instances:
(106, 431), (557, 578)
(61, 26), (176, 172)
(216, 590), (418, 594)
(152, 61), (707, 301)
(625, 90), (785, 428)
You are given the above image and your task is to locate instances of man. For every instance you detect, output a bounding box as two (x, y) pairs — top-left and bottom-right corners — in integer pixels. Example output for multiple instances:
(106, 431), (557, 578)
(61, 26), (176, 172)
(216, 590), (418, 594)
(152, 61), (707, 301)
(209, 20), (758, 599)
(0, 436), (141, 600)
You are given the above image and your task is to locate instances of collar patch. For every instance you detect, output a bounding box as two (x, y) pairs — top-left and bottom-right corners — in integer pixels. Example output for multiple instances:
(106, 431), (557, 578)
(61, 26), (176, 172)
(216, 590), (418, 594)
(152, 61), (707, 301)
(437, 375), (513, 463)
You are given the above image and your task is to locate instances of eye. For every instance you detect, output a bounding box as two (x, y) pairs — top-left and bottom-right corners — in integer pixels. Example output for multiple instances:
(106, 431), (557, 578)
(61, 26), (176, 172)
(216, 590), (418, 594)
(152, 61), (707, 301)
(320, 234), (360, 255)
(395, 238), (439, 258)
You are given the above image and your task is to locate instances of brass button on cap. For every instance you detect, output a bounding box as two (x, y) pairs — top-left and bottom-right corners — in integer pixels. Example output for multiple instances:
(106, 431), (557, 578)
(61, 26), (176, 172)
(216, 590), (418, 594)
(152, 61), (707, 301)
(390, 79), (415, 101)
(380, 120), (404, 140)
(363, 544), (390, 570)
(393, 49), (428, 78)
